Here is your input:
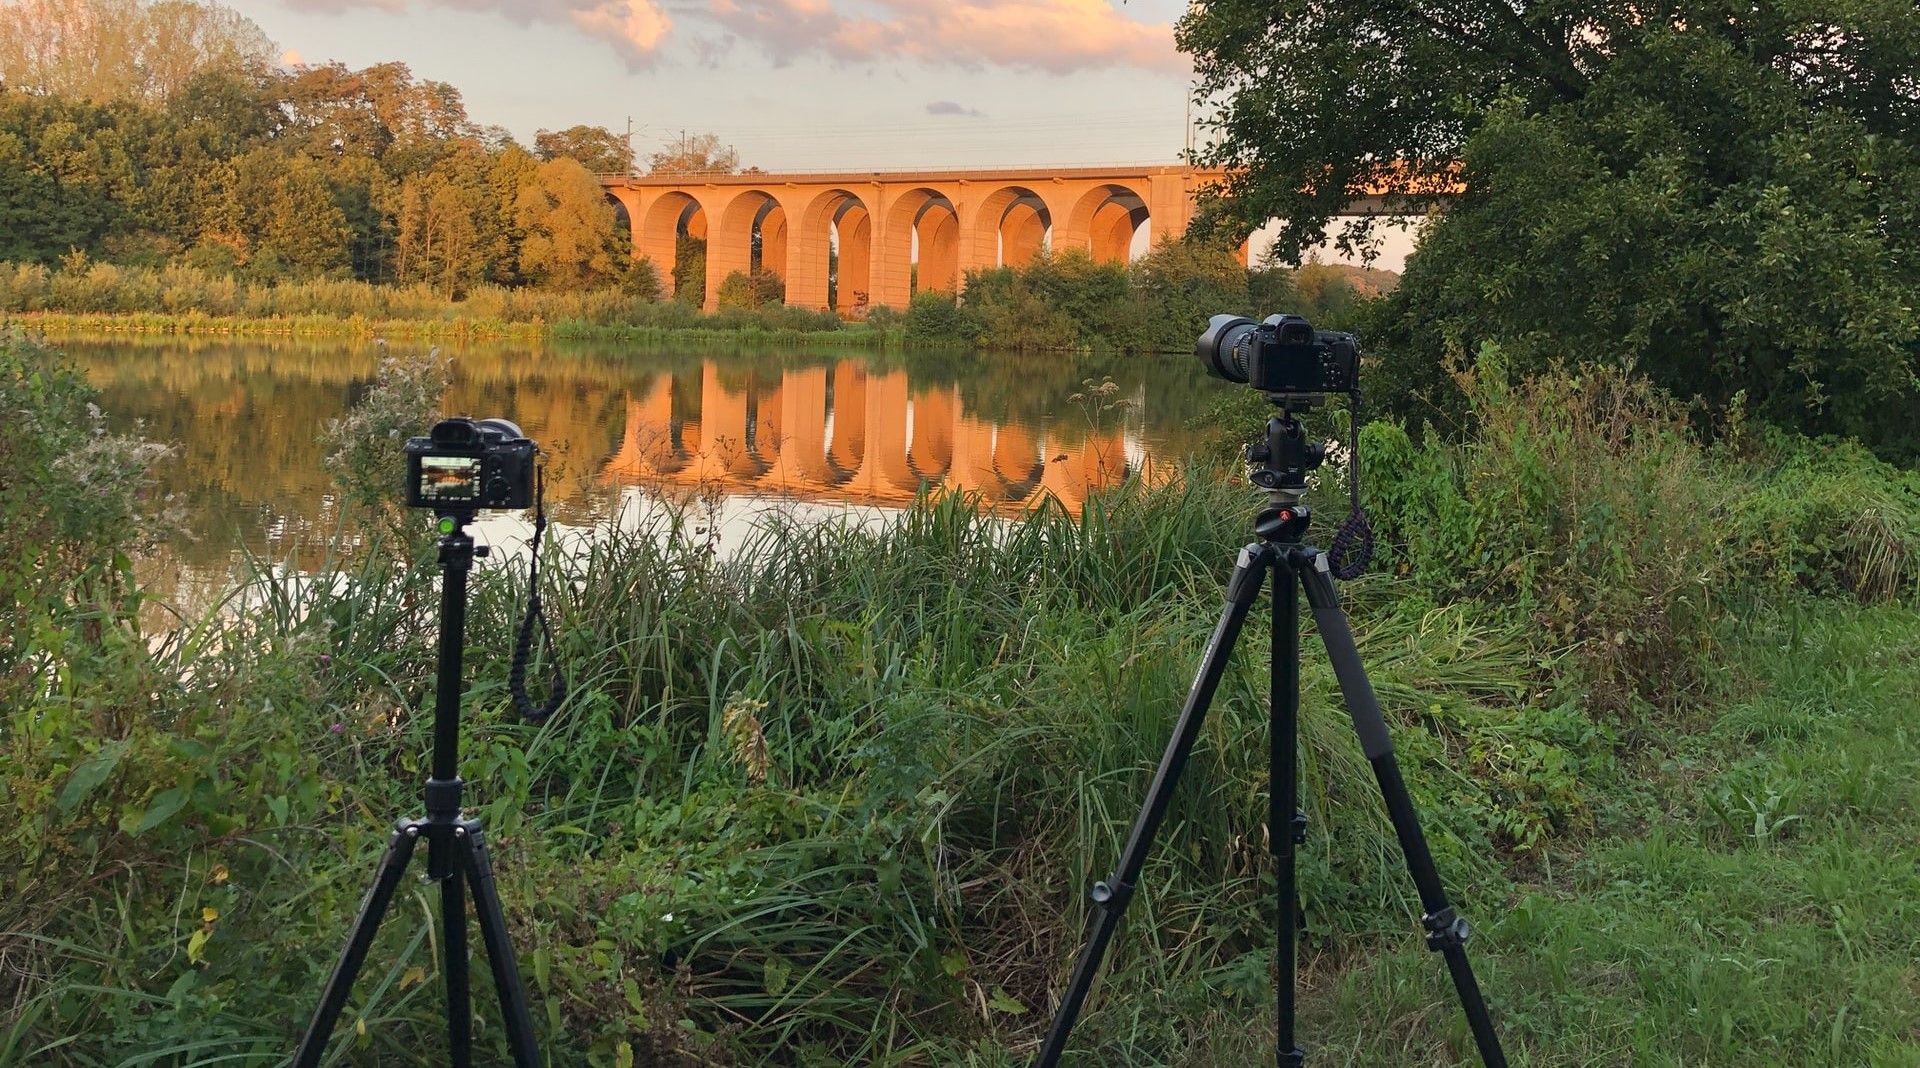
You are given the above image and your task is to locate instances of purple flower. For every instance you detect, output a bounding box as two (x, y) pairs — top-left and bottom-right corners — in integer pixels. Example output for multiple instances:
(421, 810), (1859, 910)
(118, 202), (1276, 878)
(330, 722), (345, 734)
(318, 654), (332, 666)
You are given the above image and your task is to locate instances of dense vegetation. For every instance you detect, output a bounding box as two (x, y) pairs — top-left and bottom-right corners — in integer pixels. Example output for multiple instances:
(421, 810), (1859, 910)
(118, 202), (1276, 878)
(5, 333), (1917, 1064)
(1180, 0), (1920, 462)
(899, 244), (1378, 353)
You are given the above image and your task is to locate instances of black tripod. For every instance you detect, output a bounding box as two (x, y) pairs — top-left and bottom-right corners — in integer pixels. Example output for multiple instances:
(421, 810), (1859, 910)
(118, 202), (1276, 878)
(1033, 404), (1506, 1067)
(294, 513), (541, 1067)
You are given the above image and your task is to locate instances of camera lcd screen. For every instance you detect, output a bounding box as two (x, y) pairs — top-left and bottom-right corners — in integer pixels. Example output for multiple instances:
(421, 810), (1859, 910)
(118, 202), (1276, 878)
(418, 455), (482, 502)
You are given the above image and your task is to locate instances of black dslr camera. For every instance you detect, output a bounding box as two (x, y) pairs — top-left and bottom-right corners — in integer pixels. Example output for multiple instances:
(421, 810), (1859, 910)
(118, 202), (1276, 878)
(404, 417), (537, 511)
(1195, 313), (1359, 397)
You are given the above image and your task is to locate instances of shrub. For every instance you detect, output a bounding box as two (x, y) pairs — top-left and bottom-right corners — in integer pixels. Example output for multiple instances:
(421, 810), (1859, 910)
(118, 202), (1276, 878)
(902, 290), (983, 345)
(1725, 432), (1920, 602)
(1366, 354), (1729, 706)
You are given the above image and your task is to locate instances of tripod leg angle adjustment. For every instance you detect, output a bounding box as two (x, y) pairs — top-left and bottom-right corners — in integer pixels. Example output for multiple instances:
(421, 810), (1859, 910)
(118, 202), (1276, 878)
(1422, 907), (1472, 950)
(1090, 875), (1134, 909)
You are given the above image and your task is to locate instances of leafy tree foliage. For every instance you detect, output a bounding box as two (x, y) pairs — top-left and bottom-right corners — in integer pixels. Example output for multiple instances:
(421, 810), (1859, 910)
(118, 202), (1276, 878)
(0, 1), (682, 294)
(0, 0), (274, 104)
(1180, 0), (1920, 458)
(534, 124), (632, 175)
(648, 131), (740, 176)
(515, 157), (624, 287)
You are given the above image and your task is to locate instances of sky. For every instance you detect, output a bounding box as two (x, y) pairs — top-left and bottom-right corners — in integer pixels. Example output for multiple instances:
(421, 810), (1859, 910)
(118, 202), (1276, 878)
(236, 0), (1417, 270)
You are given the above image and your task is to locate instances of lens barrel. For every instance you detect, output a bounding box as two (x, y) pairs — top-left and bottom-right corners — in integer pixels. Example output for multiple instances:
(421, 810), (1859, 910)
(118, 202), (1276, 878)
(1196, 314), (1258, 383)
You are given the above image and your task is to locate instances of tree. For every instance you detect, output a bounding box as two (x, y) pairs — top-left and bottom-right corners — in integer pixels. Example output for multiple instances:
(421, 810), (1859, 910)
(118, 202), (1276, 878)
(1180, 0), (1920, 458)
(647, 131), (739, 176)
(394, 144), (507, 297)
(534, 125), (632, 175)
(0, 0), (274, 104)
(513, 157), (621, 288)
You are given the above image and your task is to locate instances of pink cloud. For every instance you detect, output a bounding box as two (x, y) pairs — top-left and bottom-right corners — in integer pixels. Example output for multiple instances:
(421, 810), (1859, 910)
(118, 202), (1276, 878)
(283, 0), (672, 65)
(284, 0), (1179, 73)
(708, 0), (1184, 73)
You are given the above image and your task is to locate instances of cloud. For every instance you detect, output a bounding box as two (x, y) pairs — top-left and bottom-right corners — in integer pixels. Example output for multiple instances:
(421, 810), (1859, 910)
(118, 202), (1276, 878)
(283, 0), (672, 65)
(285, 0), (1178, 73)
(706, 0), (1183, 73)
(926, 100), (985, 117)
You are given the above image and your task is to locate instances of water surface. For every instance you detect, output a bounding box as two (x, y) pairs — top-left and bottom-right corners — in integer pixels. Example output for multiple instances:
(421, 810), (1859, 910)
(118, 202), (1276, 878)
(67, 336), (1224, 618)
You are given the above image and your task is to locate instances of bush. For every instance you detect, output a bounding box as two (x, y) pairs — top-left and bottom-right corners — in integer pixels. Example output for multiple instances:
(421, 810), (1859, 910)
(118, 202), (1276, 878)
(902, 290), (983, 345)
(1366, 354), (1729, 706)
(715, 267), (785, 310)
(1725, 432), (1920, 602)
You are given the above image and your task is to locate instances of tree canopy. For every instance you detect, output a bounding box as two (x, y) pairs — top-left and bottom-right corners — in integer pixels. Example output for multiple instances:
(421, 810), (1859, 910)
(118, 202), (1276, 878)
(1180, 0), (1920, 458)
(648, 131), (739, 176)
(0, 0), (275, 103)
(534, 124), (632, 175)
(0, 0), (638, 296)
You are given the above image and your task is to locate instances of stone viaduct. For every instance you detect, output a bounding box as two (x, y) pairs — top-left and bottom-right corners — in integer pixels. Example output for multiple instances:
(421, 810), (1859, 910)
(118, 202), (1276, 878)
(601, 165), (1259, 314)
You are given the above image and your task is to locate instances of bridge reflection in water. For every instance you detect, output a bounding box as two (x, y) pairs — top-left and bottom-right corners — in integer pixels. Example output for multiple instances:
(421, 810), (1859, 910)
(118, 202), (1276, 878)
(602, 360), (1146, 515)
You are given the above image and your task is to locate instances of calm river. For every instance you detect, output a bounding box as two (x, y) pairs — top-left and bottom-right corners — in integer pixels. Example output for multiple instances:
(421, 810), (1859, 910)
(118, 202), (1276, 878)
(66, 336), (1224, 618)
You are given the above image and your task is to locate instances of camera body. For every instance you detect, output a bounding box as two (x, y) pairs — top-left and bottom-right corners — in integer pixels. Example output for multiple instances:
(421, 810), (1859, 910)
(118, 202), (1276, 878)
(1196, 313), (1359, 397)
(404, 417), (537, 512)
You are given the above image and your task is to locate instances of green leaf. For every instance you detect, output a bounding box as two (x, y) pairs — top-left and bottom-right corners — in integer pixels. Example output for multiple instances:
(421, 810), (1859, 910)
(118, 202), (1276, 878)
(125, 786), (189, 836)
(56, 744), (123, 813)
(987, 987), (1027, 1015)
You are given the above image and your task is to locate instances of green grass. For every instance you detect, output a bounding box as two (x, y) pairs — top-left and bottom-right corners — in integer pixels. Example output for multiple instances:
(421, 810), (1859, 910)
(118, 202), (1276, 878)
(1185, 599), (1920, 1067)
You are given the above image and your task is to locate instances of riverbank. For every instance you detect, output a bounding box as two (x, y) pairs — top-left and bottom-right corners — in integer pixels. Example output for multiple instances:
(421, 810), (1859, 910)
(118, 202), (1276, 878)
(6, 336), (1918, 1064)
(0, 247), (1378, 355)
(10, 309), (899, 348)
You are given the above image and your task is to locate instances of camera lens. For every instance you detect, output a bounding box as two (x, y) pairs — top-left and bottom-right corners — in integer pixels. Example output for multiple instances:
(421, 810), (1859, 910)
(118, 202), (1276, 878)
(476, 417), (525, 441)
(1196, 314), (1258, 383)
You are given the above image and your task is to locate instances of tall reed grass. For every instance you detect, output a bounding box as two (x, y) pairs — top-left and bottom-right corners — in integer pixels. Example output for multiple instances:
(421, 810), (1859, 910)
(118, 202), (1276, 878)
(3, 470), (1595, 1063)
(0, 261), (879, 345)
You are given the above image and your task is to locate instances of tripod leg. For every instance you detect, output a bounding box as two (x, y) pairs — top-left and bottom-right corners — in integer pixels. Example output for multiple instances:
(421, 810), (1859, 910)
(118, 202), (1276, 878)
(1273, 560), (1305, 1068)
(293, 820), (422, 1068)
(439, 832), (473, 1066)
(462, 821), (543, 1067)
(1294, 552), (1507, 1068)
(1032, 544), (1273, 1068)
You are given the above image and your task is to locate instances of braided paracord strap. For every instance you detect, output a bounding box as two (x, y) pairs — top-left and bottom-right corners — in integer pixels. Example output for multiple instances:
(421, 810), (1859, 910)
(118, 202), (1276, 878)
(510, 465), (566, 723)
(1326, 387), (1374, 581)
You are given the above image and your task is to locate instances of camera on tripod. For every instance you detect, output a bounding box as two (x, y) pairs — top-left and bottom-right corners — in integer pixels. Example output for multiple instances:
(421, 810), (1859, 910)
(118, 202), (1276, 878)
(1196, 313), (1359, 398)
(405, 417), (537, 511)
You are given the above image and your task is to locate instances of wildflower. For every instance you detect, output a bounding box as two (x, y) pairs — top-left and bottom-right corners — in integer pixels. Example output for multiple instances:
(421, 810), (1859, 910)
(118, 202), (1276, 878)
(330, 722), (345, 734)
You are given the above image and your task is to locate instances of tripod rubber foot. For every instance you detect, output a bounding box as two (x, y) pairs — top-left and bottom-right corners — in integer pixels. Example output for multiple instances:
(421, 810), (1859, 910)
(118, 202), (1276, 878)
(1280, 1046), (1306, 1067)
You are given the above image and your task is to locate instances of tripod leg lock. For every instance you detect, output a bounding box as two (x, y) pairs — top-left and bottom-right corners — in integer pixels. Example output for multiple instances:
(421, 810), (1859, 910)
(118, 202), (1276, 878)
(1226, 543), (1270, 606)
(1090, 874), (1135, 911)
(1291, 809), (1308, 845)
(1421, 907), (1471, 951)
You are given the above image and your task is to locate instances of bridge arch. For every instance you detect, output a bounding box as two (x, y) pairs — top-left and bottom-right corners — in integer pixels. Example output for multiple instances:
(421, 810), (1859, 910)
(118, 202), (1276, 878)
(880, 187), (960, 304)
(793, 189), (873, 314)
(710, 190), (790, 308)
(1061, 183), (1150, 264)
(973, 185), (1053, 269)
(638, 192), (710, 300)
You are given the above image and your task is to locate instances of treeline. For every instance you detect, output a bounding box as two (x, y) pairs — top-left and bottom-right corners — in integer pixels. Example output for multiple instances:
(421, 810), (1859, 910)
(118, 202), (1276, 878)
(0, 0), (658, 296)
(900, 241), (1378, 353)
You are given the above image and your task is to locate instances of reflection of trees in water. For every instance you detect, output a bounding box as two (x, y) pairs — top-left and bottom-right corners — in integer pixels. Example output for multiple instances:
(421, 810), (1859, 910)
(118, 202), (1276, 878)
(65, 335), (1218, 567)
